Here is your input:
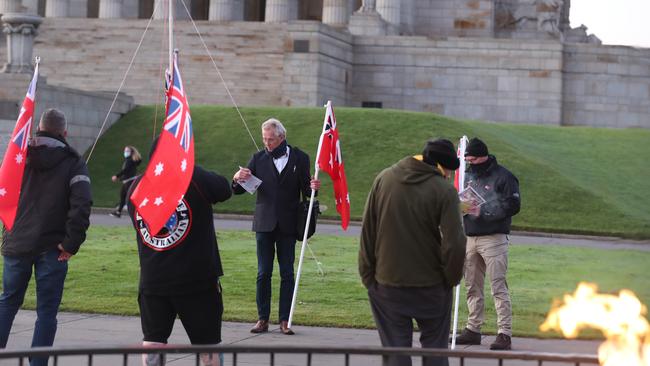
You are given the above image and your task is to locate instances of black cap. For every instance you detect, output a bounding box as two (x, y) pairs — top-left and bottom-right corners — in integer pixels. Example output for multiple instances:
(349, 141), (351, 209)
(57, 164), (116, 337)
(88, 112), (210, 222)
(465, 138), (488, 157)
(422, 139), (460, 171)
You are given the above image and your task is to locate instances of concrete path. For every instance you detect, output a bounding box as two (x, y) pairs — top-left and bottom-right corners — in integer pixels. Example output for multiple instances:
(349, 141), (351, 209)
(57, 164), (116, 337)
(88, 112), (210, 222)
(2, 310), (601, 366)
(92, 212), (650, 251)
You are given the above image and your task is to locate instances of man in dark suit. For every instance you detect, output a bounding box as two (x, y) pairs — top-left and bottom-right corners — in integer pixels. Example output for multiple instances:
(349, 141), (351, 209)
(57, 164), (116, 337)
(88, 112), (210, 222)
(232, 118), (320, 335)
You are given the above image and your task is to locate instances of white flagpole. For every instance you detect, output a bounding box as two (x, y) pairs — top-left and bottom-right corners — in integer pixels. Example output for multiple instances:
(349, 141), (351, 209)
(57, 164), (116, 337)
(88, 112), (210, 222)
(168, 0), (173, 70)
(287, 101), (332, 328)
(451, 135), (468, 350)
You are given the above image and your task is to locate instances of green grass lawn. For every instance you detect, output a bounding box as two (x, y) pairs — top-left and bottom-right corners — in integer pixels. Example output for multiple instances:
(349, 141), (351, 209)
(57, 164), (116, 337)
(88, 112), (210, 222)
(86, 106), (650, 238)
(7, 227), (650, 339)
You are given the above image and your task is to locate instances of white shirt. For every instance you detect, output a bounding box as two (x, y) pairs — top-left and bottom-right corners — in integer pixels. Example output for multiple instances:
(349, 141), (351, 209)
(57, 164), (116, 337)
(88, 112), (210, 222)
(273, 146), (290, 173)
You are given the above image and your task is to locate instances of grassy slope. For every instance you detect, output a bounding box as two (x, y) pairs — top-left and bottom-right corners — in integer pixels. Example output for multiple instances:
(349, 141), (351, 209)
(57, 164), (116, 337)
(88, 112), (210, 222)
(10, 227), (650, 339)
(86, 105), (650, 238)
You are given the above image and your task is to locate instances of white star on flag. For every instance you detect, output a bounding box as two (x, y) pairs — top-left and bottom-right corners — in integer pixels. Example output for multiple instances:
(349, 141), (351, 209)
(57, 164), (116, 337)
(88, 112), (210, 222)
(154, 197), (164, 206)
(181, 159), (187, 172)
(154, 162), (164, 176)
(0, 188), (6, 196)
(139, 197), (149, 208)
(15, 153), (23, 164)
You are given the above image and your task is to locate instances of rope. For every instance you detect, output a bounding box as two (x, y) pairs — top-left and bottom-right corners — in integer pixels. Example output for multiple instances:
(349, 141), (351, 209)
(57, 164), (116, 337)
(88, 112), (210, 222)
(85, 10), (158, 164)
(178, 0), (260, 152)
(152, 11), (170, 141)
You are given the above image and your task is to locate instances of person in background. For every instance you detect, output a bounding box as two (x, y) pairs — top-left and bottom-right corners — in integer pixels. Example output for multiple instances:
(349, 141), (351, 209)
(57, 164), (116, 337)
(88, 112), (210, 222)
(359, 139), (467, 366)
(452, 137), (520, 351)
(110, 145), (141, 218)
(0, 108), (92, 366)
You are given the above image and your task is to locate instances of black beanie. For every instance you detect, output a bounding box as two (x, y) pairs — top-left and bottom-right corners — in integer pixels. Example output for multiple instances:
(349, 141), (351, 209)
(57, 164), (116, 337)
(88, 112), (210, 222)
(422, 139), (460, 171)
(465, 138), (488, 157)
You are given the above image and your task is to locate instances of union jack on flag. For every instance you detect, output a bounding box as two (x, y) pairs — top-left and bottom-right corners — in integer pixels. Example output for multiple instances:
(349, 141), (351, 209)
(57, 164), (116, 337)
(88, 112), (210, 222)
(164, 58), (192, 152)
(130, 52), (195, 235)
(0, 61), (39, 231)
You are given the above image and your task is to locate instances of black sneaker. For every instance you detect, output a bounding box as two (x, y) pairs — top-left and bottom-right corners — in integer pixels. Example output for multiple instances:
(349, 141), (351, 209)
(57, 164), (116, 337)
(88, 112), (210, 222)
(109, 211), (121, 218)
(490, 333), (511, 350)
(451, 328), (481, 345)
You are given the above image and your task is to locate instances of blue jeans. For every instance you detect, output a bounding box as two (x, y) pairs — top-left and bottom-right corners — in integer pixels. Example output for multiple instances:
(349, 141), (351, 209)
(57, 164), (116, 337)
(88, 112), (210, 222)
(255, 229), (296, 321)
(0, 248), (68, 366)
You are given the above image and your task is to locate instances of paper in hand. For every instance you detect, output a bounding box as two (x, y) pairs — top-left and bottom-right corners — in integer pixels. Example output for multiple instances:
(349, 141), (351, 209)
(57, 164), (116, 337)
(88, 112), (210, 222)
(238, 173), (262, 194)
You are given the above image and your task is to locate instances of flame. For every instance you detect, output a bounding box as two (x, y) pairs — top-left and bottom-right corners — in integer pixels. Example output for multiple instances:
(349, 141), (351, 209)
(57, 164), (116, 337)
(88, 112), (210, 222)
(540, 282), (650, 366)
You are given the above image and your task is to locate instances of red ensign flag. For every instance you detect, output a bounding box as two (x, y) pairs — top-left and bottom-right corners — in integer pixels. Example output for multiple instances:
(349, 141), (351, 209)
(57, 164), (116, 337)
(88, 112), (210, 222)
(0, 63), (39, 231)
(130, 53), (195, 235)
(317, 101), (350, 230)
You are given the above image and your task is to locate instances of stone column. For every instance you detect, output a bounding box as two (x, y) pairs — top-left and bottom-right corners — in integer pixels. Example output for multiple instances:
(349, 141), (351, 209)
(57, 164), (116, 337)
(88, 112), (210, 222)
(22, 0), (39, 14)
(45, 0), (69, 17)
(0, 0), (21, 14)
(98, 0), (122, 18)
(400, 0), (414, 34)
(152, 0), (165, 19)
(376, 0), (399, 28)
(1, 13), (42, 73)
(209, 0), (233, 21)
(264, 0), (290, 23)
(322, 0), (348, 27)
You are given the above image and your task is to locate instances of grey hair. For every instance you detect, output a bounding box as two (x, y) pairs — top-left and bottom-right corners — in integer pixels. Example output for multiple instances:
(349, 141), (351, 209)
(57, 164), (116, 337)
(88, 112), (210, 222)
(261, 118), (286, 139)
(39, 108), (67, 135)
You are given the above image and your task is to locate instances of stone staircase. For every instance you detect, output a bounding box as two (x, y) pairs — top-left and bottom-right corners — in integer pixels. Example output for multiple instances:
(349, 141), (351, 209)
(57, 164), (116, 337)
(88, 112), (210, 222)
(0, 18), (289, 106)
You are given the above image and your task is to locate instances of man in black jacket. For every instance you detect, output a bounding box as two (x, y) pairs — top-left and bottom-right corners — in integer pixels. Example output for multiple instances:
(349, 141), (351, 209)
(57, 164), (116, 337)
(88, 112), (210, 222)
(0, 109), (92, 366)
(452, 138), (520, 351)
(232, 118), (320, 335)
(128, 159), (231, 366)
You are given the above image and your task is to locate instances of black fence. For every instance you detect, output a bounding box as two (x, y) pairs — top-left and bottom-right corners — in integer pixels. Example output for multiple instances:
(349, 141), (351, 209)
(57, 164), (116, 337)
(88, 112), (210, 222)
(0, 344), (600, 366)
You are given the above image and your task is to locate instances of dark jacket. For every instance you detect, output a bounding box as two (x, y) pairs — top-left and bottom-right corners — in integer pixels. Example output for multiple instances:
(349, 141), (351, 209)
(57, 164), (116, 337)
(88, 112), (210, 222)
(463, 155), (520, 236)
(359, 156), (467, 289)
(2, 133), (92, 257)
(128, 166), (232, 296)
(115, 157), (140, 181)
(233, 145), (311, 234)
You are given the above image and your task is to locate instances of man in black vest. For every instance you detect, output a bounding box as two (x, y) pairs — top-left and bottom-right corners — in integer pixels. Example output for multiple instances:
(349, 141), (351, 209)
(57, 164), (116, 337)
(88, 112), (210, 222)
(233, 118), (320, 335)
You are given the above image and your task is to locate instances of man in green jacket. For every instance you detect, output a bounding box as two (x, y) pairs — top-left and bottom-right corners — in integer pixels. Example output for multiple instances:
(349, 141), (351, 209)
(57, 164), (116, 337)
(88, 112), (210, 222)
(359, 139), (467, 366)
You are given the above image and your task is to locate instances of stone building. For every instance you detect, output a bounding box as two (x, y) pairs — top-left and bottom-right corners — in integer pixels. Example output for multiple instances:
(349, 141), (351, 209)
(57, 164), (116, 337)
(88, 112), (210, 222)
(1, 0), (649, 129)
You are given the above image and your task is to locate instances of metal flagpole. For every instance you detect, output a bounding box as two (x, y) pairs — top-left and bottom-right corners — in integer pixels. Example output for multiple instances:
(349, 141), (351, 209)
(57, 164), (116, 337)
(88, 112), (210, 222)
(451, 135), (468, 350)
(287, 101), (331, 328)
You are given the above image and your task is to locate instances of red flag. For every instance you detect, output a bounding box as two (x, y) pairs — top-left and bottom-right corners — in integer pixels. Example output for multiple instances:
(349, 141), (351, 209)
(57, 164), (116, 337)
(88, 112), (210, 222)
(0, 63), (39, 231)
(317, 101), (350, 230)
(130, 53), (194, 235)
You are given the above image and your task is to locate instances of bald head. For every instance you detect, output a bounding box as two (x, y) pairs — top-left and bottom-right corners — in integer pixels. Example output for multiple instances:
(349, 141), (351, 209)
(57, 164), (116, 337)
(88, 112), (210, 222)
(39, 109), (67, 136)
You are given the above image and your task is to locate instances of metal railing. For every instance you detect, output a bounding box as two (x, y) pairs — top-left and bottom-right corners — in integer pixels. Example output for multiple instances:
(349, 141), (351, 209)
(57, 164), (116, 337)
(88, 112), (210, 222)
(0, 344), (600, 366)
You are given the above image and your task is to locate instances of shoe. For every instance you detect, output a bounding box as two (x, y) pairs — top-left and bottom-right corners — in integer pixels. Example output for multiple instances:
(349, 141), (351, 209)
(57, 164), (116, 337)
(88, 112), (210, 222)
(250, 320), (269, 333)
(109, 211), (121, 218)
(451, 328), (481, 345)
(490, 333), (512, 350)
(280, 320), (295, 335)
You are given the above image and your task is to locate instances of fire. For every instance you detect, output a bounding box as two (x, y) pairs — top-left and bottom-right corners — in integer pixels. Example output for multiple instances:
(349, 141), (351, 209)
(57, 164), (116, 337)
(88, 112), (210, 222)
(540, 282), (650, 366)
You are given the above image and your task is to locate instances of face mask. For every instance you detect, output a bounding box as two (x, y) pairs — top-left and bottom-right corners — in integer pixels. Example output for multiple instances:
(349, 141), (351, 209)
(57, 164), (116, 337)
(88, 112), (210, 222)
(124, 151), (131, 158)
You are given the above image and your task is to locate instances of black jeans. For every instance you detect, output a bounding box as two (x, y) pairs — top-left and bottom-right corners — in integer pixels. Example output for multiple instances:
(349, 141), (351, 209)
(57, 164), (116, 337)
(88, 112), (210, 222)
(368, 282), (453, 366)
(255, 228), (296, 322)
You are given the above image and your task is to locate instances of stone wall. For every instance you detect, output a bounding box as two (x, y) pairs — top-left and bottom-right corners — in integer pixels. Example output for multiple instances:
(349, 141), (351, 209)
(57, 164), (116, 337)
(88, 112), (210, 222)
(28, 18), (287, 106)
(414, 0), (494, 38)
(563, 44), (650, 128)
(350, 36), (563, 125)
(283, 22), (353, 107)
(0, 73), (133, 153)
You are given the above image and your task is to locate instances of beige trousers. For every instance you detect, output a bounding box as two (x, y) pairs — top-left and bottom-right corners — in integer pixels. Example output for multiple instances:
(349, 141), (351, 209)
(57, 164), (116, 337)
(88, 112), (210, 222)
(464, 234), (512, 336)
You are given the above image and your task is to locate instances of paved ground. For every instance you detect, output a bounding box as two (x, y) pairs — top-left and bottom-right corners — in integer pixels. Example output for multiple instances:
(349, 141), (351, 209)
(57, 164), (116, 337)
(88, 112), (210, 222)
(2, 310), (601, 366)
(2, 213), (642, 365)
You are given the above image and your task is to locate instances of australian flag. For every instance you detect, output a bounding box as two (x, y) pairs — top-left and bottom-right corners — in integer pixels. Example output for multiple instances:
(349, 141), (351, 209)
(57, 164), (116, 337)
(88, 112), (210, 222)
(0, 62), (39, 231)
(130, 52), (195, 235)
